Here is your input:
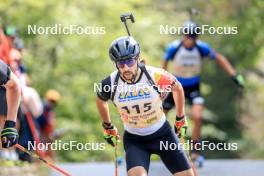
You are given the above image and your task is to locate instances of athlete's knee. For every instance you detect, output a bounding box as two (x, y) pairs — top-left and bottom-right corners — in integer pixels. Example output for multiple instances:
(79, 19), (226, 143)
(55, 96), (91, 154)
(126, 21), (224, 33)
(191, 104), (203, 121)
(128, 166), (148, 176)
(192, 112), (202, 123)
(173, 168), (194, 176)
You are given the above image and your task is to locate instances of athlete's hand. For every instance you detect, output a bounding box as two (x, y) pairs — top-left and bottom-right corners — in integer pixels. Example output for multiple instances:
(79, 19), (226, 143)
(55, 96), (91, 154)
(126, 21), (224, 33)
(1, 120), (19, 148)
(174, 115), (188, 138)
(232, 74), (245, 88)
(102, 122), (120, 147)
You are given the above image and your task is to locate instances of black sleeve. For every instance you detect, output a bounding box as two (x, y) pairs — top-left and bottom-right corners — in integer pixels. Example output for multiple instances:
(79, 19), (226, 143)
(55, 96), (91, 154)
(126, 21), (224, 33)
(96, 76), (112, 101)
(0, 60), (10, 85)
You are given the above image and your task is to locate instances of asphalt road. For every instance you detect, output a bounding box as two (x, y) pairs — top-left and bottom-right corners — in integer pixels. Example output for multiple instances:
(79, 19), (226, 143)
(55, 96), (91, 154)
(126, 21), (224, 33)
(50, 160), (264, 176)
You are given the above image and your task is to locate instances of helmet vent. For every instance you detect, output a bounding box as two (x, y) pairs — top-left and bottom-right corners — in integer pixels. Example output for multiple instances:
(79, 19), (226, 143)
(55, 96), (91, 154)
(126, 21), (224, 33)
(132, 45), (135, 53)
(111, 51), (118, 58)
(125, 40), (129, 49)
(115, 44), (120, 52)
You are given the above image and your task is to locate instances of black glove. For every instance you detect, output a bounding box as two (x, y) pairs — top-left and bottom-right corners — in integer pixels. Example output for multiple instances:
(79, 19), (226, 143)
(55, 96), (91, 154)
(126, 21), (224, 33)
(174, 115), (188, 138)
(102, 122), (120, 147)
(231, 74), (245, 88)
(1, 120), (19, 148)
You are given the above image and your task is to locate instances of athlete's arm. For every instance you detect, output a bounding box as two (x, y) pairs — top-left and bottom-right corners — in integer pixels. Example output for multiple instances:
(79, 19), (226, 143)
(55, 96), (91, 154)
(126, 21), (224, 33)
(215, 53), (245, 87)
(96, 76), (112, 123)
(196, 40), (235, 76)
(96, 76), (119, 147)
(0, 64), (20, 148)
(171, 81), (185, 117)
(154, 68), (185, 116)
(0, 71), (20, 148)
(215, 53), (236, 76)
(96, 97), (119, 147)
(96, 97), (111, 124)
(154, 68), (187, 136)
(0, 60), (21, 122)
(161, 41), (179, 71)
(198, 40), (245, 87)
(5, 72), (21, 122)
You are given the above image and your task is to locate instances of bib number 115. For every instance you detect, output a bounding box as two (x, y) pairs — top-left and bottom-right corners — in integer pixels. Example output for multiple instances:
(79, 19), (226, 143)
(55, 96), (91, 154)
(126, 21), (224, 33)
(121, 102), (152, 114)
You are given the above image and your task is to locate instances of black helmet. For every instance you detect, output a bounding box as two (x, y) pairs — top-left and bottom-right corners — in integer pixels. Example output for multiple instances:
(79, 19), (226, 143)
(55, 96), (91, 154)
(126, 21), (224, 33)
(109, 36), (140, 62)
(182, 21), (200, 37)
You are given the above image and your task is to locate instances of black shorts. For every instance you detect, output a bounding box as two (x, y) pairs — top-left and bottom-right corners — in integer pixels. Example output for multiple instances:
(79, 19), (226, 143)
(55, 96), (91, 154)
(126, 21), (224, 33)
(163, 83), (204, 111)
(0, 87), (7, 116)
(123, 121), (191, 174)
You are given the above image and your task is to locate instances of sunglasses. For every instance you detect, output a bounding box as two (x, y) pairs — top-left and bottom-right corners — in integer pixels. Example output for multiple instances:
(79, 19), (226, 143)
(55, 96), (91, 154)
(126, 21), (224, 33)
(116, 59), (136, 68)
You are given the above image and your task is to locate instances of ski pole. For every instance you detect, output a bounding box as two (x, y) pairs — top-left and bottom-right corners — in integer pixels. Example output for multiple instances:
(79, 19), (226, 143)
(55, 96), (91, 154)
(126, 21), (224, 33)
(15, 74), (46, 158)
(15, 144), (71, 176)
(180, 135), (199, 176)
(114, 138), (119, 176)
